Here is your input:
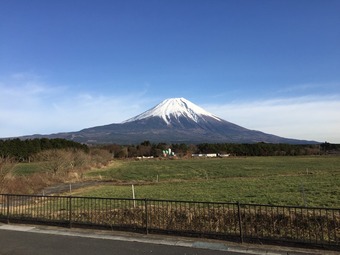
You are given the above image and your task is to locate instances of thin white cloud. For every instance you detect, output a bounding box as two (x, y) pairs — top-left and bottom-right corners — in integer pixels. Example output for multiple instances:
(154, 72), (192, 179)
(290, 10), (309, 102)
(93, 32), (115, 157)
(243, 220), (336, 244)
(47, 93), (148, 131)
(274, 82), (340, 97)
(0, 73), (144, 137)
(204, 96), (340, 143)
(1, 73), (339, 143)
(0, 93), (147, 137)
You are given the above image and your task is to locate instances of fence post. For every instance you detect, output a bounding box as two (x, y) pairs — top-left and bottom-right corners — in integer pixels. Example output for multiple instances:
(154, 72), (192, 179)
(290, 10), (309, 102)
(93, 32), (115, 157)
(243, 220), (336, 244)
(237, 202), (244, 243)
(6, 195), (10, 224)
(68, 196), (72, 228)
(144, 198), (148, 235)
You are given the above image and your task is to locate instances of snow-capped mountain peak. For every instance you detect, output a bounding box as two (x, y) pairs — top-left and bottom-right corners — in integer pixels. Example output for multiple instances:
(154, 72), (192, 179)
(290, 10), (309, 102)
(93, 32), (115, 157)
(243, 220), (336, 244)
(17, 97), (315, 144)
(124, 97), (222, 124)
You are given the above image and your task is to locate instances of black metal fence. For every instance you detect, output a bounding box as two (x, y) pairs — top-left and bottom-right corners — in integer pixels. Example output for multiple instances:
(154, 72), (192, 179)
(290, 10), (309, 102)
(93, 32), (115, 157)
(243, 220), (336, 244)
(0, 194), (339, 250)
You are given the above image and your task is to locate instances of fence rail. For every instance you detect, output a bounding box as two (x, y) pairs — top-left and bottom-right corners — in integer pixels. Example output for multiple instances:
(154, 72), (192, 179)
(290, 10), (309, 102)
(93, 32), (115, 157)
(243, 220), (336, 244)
(0, 194), (339, 250)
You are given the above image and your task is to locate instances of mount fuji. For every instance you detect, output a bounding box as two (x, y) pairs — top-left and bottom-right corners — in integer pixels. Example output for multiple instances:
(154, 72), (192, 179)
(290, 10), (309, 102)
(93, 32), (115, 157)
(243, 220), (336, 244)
(20, 98), (315, 144)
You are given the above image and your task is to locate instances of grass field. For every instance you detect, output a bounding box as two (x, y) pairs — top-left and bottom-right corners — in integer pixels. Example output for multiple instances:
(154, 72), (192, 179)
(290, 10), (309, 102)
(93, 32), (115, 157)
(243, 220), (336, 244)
(13, 162), (46, 176)
(73, 156), (340, 207)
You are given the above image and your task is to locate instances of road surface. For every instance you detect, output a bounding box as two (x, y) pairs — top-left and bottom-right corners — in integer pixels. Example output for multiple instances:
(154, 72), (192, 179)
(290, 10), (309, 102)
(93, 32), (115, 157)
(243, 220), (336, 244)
(0, 224), (333, 255)
(0, 226), (245, 255)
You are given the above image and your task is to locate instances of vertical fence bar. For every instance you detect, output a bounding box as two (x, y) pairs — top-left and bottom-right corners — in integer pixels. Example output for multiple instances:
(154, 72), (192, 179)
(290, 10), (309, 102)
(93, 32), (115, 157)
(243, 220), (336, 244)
(69, 196), (72, 228)
(145, 198), (149, 234)
(320, 209), (324, 244)
(144, 198), (148, 235)
(326, 209), (330, 245)
(313, 208), (316, 244)
(332, 210), (337, 244)
(6, 195), (10, 224)
(237, 202), (243, 243)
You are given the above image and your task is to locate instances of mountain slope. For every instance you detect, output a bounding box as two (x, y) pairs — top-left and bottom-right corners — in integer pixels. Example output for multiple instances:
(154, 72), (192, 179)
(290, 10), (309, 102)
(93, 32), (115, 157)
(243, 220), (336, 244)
(124, 97), (223, 124)
(18, 97), (316, 144)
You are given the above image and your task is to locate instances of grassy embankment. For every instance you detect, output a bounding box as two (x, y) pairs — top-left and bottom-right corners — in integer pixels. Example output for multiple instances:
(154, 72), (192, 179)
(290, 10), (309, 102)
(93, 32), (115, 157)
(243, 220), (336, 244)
(65, 156), (340, 208)
(13, 162), (47, 176)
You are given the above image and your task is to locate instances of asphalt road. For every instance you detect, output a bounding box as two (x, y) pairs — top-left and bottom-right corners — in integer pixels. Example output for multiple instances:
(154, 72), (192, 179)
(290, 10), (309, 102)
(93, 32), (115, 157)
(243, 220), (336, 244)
(0, 228), (247, 255)
(0, 224), (333, 255)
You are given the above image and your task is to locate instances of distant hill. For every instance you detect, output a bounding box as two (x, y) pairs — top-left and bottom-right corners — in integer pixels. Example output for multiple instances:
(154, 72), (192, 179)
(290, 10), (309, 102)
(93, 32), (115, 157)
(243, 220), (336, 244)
(17, 97), (317, 144)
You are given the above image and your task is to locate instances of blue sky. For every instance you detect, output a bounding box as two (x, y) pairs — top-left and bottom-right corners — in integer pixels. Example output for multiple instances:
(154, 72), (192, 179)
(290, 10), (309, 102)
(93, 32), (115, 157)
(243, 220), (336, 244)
(1, 0), (339, 142)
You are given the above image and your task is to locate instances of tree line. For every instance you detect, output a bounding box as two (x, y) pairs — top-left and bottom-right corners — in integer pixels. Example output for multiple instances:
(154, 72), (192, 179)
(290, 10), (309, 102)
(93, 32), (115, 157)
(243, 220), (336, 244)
(0, 139), (111, 194)
(100, 141), (337, 158)
(1, 138), (338, 161)
(0, 138), (89, 161)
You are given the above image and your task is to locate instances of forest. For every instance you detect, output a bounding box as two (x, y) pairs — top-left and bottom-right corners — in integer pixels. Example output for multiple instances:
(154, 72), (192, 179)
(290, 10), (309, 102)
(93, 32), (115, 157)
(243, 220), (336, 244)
(100, 141), (337, 158)
(0, 138), (88, 161)
(0, 138), (339, 162)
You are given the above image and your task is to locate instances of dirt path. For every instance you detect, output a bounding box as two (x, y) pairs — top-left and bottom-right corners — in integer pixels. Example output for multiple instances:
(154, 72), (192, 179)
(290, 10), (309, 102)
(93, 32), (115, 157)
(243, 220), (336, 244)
(36, 161), (123, 196)
(37, 181), (109, 196)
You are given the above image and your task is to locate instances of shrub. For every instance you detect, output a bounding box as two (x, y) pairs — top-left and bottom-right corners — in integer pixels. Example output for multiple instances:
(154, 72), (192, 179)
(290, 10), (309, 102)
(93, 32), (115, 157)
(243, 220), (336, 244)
(0, 157), (16, 193)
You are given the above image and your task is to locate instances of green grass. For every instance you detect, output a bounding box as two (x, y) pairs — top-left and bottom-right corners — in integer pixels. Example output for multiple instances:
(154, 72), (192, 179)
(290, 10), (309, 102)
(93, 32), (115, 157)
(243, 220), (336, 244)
(78, 156), (340, 207)
(86, 156), (340, 181)
(12, 162), (46, 176)
(72, 175), (339, 207)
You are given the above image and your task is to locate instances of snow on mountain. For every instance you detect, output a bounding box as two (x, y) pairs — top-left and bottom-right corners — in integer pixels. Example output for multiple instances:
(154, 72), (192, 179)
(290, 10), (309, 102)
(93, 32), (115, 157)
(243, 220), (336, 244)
(124, 97), (222, 125)
(15, 97), (318, 144)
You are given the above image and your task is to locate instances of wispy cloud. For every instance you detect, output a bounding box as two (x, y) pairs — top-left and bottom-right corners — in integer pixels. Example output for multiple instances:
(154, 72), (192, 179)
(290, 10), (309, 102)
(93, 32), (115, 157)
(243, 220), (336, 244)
(274, 82), (340, 97)
(0, 73), (150, 137)
(204, 95), (340, 143)
(1, 73), (339, 143)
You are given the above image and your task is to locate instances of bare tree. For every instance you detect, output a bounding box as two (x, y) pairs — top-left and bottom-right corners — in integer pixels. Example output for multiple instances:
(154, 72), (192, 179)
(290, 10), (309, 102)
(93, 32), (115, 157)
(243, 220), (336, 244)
(0, 157), (16, 193)
(34, 149), (72, 175)
(89, 148), (112, 166)
(72, 150), (91, 170)
(34, 148), (104, 176)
